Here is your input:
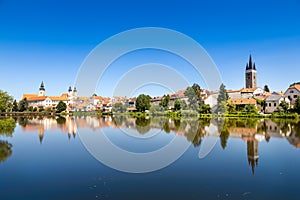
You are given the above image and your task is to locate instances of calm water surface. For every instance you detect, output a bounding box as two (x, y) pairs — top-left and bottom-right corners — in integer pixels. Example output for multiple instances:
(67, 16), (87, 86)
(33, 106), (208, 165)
(0, 116), (300, 200)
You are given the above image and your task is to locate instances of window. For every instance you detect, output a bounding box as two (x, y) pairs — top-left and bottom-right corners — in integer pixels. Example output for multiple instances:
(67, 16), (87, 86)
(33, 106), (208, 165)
(294, 95), (298, 98)
(269, 103), (271, 107)
(290, 90), (294, 93)
(274, 103), (277, 107)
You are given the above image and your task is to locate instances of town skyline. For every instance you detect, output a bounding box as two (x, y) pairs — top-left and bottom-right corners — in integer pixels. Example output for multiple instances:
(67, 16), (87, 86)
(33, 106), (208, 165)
(1, 1), (300, 100)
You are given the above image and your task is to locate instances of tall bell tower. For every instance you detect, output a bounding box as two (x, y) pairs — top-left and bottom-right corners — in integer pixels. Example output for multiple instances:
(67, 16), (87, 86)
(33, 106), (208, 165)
(38, 81), (45, 96)
(245, 55), (257, 88)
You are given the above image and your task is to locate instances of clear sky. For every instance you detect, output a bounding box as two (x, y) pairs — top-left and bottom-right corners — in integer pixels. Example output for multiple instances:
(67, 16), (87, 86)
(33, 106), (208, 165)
(0, 0), (300, 100)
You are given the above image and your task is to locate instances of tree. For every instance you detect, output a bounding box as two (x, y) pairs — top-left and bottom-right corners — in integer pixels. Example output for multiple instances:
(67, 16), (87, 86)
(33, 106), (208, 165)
(244, 104), (258, 114)
(279, 100), (289, 113)
(0, 90), (13, 112)
(56, 101), (67, 113)
(159, 95), (170, 110)
(174, 99), (181, 111)
(264, 85), (270, 92)
(18, 98), (28, 112)
(216, 84), (229, 113)
(184, 83), (202, 110)
(112, 102), (127, 113)
(226, 101), (236, 113)
(198, 104), (211, 114)
(294, 97), (300, 114)
(12, 100), (18, 112)
(135, 94), (151, 112)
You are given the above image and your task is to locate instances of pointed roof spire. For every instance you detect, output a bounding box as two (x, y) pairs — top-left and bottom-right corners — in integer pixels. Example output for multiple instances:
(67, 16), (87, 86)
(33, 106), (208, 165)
(246, 63), (249, 70)
(249, 54), (253, 69)
(39, 81), (45, 91)
(73, 87), (77, 93)
(253, 62), (256, 70)
(68, 86), (72, 92)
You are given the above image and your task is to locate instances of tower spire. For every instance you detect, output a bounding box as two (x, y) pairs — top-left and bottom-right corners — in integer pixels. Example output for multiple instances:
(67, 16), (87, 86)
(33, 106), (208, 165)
(249, 54), (253, 69)
(39, 81), (45, 91)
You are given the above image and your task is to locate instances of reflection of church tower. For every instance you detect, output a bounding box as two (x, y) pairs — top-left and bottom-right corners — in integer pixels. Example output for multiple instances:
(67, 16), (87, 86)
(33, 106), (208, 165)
(245, 55), (257, 88)
(38, 81), (45, 96)
(38, 123), (45, 144)
(247, 140), (259, 174)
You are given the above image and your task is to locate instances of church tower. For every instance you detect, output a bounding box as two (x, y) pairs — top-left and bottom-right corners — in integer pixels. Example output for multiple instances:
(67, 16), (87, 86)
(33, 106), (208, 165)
(38, 81), (45, 96)
(245, 55), (257, 88)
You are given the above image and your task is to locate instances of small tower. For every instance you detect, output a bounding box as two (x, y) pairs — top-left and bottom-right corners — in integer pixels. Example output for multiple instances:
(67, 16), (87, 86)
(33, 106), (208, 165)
(245, 55), (257, 88)
(68, 86), (73, 99)
(73, 87), (77, 97)
(38, 81), (45, 96)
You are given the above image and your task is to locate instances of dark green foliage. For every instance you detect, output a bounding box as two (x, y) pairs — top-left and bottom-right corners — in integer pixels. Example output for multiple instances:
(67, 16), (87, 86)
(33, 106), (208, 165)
(56, 101), (67, 113)
(159, 95), (170, 110)
(264, 85), (270, 92)
(198, 104), (211, 114)
(135, 94), (151, 112)
(279, 100), (289, 113)
(18, 98), (28, 112)
(295, 97), (300, 114)
(174, 99), (181, 111)
(12, 100), (18, 112)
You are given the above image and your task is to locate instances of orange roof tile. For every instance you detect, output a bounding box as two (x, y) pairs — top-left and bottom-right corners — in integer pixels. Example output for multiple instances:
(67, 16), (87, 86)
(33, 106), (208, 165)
(228, 98), (256, 105)
(240, 87), (258, 93)
(289, 84), (300, 92)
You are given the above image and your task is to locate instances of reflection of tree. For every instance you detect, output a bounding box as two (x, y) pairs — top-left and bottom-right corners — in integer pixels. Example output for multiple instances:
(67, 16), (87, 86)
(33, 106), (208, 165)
(135, 117), (151, 134)
(112, 116), (126, 127)
(174, 119), (181, 131)
(217, 118), (229, 149)
(0, 118), (16, 136)
(0, 118), (15, 163)
(17, 117), (28, 127)
(56, 116), (66, 125)
(0, 140), (12, 163)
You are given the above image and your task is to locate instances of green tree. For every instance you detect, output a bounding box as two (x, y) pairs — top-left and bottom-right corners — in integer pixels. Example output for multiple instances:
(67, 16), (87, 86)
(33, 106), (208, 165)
(135, 94), (151, 112)
(159, 95), (170, 110)
(198, 104), (211, 114)
(294, 97), (300, 114)
(184, 83), (202, 110)
(18, 98), (28, 112)
(279, 100), (289, 113)
(12, 100), (18, 112)
(112, 102), (127, 113)
(217, 84), (229, 113)
(56, 101), (67, 113)
(0, 90), (13, 112)
(244, 104), (258, 114)
(174, 99), (181, 111)
(264, 85), (270, 92)
(226, 101), (236, 113)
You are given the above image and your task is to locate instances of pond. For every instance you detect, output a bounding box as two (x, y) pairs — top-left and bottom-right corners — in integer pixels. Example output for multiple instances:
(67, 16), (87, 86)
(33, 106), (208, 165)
(0, 116), (300, 199)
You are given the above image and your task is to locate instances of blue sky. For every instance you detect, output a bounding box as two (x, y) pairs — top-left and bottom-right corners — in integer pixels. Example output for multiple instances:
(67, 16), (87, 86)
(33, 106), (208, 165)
(0, 0), (300, 99)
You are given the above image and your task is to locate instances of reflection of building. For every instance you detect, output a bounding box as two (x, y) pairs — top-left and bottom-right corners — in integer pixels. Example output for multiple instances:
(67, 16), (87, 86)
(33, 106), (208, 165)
(247, 140), (259, 174)
(21, 117), (77, 143)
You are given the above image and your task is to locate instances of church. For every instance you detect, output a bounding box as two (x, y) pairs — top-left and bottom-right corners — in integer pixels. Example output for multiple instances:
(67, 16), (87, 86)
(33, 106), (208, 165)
(245, 54), (257, 88)
(22, 82), (77, 110)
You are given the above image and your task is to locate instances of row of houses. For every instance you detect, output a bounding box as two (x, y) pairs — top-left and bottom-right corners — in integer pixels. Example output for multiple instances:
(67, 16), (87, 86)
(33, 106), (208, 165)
(22, 82), (300, 114)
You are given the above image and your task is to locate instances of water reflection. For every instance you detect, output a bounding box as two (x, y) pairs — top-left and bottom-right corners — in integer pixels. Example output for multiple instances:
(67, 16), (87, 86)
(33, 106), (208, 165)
(1, 116), (300, 174)
(0, 118), (15, 163)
